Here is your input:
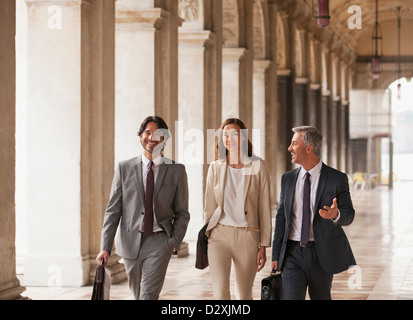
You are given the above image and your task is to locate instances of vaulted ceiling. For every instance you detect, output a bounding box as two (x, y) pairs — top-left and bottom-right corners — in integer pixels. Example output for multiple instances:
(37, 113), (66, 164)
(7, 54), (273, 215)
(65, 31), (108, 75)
(325, 0), (413, 57)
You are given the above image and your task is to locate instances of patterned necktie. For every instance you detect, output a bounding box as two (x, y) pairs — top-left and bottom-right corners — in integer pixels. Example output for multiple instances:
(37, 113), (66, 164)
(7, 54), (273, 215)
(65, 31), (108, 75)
(301, 172), (311, 245)
(144, 161), (154, 235)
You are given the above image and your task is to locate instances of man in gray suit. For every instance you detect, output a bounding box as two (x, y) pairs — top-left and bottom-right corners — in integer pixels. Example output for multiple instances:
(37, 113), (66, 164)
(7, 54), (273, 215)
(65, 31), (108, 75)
(96, 116), (190, 300)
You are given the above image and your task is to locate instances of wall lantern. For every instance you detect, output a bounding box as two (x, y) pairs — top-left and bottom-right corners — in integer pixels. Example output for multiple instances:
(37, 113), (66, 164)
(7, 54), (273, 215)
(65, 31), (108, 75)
(312, 0), (330, 27)
(393, 6), (407, 99)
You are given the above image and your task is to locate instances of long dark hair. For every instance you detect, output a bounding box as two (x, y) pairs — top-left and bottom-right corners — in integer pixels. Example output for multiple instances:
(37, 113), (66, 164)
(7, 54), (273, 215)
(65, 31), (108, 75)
(215, 118), (253, 161)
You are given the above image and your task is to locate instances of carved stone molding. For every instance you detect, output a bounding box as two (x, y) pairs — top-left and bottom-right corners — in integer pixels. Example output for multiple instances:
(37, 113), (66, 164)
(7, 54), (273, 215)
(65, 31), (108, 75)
(116, 8), (169, 30)
(223, 47), (248, 62)
(253, 59), (272, 73)
(179, 30), (215, 48)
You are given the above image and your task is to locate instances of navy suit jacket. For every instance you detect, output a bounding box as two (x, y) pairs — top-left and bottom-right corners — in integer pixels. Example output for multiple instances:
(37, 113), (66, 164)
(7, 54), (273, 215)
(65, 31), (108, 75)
(272, 163), (356, 274)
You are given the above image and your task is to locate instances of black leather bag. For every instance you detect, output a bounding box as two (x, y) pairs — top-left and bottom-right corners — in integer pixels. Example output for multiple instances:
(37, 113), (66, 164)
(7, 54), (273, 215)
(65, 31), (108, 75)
(91, 261), (110, 300)
(261, 271), (282, 300)
(195, 222), (209, 269)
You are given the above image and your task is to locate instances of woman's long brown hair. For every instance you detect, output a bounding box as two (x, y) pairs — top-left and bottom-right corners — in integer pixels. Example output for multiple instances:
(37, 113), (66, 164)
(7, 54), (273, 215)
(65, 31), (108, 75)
(215, 118), (253, 161)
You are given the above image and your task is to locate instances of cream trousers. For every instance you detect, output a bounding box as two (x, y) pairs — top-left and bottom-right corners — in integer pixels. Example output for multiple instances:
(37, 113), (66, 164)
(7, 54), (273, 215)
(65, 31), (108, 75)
(207, 223), (259, 300)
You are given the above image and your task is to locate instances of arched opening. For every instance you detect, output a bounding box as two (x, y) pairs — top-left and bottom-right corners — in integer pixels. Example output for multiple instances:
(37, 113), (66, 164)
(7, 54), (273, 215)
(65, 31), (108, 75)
(385, 78), (413, 182)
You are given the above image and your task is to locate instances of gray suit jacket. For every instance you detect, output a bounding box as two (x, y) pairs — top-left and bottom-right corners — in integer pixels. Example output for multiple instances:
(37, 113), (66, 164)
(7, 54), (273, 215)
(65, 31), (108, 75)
(272, 163), (356, 274)
(100, 155), (190, 260)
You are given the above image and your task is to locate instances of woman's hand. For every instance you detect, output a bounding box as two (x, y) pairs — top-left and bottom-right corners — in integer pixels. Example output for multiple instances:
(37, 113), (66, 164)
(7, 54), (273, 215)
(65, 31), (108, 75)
(256, 246), (267, 272)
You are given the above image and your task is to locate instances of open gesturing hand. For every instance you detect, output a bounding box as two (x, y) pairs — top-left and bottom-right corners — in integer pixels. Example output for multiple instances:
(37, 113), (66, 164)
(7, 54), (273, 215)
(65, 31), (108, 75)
(319, 198), (339, 220)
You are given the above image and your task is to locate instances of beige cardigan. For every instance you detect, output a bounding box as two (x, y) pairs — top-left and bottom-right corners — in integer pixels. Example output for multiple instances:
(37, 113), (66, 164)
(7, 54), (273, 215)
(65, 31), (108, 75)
(203, 157), (272, 247)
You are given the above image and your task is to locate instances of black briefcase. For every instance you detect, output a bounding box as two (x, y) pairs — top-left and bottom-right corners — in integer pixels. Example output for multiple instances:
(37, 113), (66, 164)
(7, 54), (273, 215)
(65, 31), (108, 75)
(261, 271), (282, 300)
(195, 223), (209, 269)
(91, 261), (110, 300)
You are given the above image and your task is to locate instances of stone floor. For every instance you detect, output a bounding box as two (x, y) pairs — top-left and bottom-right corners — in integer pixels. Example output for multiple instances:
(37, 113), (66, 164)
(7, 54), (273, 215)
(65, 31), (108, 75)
(18, 181), (413, 300)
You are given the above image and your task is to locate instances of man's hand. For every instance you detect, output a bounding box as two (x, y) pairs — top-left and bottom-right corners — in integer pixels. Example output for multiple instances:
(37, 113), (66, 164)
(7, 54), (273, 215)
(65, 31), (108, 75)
(96, 250), (109, 267)
(319, 197), (339, 220)
(256, 246), (267, 272)
(271, 261), (279, 273)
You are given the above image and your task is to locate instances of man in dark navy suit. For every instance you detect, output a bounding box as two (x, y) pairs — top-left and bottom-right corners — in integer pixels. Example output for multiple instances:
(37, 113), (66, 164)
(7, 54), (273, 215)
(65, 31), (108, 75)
(272, 126), (356, 300)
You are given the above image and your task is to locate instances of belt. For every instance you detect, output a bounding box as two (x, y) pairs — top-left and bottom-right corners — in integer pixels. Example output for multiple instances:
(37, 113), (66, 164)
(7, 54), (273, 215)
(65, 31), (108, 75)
(218, 223), (260, 233)
(288, 240), (315, 247)
(141, 230), (165, 239)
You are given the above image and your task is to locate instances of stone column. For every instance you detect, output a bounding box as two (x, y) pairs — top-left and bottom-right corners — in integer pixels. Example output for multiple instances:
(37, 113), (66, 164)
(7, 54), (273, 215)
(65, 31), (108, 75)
(222, 47), (248, 121)
(309, 84), (322, 129)
(222, 0), (253, 131)
(330, 55), (341, 169)
(309, 37), (322, 130)
(267, 1), (281, 206)
(23, 0), (119, 286)
(253, 60), (272, 158)
(330, 97), (340, 169)
(343, 102), (350, 173)
(16, 0), (29, 276)
(295, 77), (309, 126)
(0, 0), (27, 300)
(115, 0), (180, 162)
(277, 69), (295, 173)
(87, 0), (126, 284)
(177, 0), (222, 241)
(321, 92), (331, 164)
(336, 98), (343, 170)
(341, 102), (350, 173)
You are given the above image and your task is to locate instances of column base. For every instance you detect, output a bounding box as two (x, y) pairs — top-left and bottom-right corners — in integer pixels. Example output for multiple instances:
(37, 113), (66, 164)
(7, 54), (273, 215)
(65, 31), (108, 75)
(0, 280), (28, 300)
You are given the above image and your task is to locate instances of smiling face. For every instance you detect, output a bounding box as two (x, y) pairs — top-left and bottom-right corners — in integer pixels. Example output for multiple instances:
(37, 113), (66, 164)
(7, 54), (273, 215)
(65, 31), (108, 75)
(288, 131), (311, 166)
(222, 123), (242, 154)
(139, 121), (164, 159)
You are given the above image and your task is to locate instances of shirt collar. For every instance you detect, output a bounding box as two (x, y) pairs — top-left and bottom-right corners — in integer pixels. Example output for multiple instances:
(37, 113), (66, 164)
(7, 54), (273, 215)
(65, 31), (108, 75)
(142, 154), (162, 168)
(300, 160), (322, 179)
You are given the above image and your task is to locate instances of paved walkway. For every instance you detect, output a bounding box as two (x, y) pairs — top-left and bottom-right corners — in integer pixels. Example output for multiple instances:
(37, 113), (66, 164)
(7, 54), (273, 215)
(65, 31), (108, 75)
(19, 181), (413, 300)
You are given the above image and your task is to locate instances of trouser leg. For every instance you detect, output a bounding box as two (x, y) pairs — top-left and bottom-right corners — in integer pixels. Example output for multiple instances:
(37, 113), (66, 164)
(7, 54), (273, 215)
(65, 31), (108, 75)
(232, 229), (259, 300)
(123, 232), (173, 300)
(281, 243), (308, 300)
(208, 225), (232, 300)
(306, 247), (333, 300)
(281, 241), (333, 300)
(208, 225), (259, 300)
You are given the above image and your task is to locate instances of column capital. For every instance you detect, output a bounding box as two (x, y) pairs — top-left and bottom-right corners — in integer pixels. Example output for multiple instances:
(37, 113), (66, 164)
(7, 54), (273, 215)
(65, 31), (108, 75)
(296, 77), (309, 84)
(25, 0), (92, 6)
(310, 83), (321, 90)
(179, 30), (215, 48)
(223, 47), (248, 62)
(322, 89), (331, 96)
(116, 8), (169, 30)
(253, 59), (272, 73)
(277, 69), (292, 77)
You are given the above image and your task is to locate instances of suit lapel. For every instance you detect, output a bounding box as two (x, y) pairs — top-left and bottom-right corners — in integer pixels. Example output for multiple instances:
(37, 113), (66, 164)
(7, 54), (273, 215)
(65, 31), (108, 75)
(134, 155), (145, 206)
(286, 168), (300, 224)
(218, 160), (227, 207)
(314, 163), (328, 213)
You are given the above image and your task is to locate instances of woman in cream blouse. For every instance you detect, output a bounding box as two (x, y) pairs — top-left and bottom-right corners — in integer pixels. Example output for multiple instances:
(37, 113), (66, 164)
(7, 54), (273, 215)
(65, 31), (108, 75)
(204, 118), (272, 300)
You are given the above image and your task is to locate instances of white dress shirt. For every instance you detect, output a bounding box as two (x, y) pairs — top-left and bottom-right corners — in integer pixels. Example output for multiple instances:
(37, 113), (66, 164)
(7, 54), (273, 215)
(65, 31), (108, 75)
(288, 161), (340, 242)
(288, 161), (323, 241)
(142, 154), (163, 232)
